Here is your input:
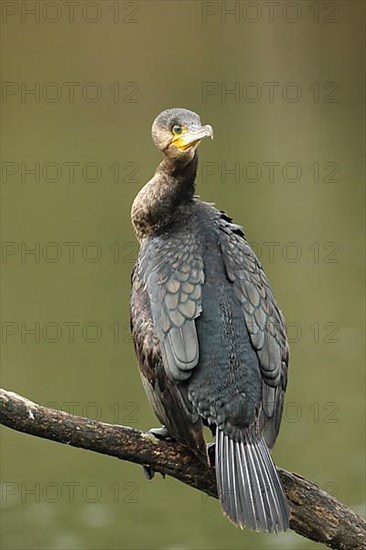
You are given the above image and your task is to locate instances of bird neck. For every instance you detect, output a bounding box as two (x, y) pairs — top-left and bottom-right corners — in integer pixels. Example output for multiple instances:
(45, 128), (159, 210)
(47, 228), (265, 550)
(131, 154), (198, 240)
(159, 152), (198, 199)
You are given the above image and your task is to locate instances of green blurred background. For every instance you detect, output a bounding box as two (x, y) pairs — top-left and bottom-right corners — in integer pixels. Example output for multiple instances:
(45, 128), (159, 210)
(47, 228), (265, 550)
(1, 1), (365, 549)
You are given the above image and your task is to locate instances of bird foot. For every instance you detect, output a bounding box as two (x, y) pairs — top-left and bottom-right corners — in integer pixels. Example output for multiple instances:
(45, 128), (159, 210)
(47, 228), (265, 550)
(148, 425), (175, 442)
(142, 426), (174, 480)
(142, 464), (156, 480)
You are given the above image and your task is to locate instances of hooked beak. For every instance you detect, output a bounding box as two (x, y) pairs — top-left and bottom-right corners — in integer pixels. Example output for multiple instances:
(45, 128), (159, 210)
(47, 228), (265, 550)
(172, 124), (214, 151)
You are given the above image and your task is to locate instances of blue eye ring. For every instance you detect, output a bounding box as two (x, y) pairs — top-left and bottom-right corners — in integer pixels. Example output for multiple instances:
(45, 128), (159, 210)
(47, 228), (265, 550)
(172, 124), (183, 135)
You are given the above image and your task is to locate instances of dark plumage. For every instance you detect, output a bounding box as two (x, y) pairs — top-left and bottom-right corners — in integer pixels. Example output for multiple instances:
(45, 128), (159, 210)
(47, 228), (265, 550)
(130, 108), (290, 532)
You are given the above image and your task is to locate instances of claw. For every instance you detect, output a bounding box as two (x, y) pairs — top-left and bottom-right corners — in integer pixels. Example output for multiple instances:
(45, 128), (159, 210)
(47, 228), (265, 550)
(141, 426), (173, 480)
(142, 464), (155, 480)
(148, 425), (175, 442)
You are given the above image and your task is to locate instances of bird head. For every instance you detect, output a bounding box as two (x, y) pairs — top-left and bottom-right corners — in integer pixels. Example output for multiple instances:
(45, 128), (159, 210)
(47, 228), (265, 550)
(151, 108), (213, 162)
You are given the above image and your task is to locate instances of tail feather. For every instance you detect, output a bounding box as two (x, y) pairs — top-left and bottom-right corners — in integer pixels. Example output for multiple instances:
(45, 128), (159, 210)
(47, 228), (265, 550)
(215, 427), (290, 533)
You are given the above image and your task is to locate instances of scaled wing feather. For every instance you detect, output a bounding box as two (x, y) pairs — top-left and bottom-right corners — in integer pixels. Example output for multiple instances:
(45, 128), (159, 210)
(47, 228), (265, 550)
(215, 213), (289, 448)
(139, 233), (204, 383)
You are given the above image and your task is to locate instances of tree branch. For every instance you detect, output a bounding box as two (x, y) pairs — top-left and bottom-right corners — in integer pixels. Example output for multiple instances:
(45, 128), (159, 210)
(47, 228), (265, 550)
(0, 388), (364, 550)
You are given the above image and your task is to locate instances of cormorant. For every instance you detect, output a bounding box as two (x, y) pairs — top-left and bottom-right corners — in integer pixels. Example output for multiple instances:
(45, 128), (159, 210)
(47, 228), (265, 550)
(130, 108), (290, 533)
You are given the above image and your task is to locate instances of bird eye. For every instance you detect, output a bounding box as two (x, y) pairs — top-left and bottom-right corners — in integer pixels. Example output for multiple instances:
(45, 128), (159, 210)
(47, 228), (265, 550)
(172, 124), (183, 135)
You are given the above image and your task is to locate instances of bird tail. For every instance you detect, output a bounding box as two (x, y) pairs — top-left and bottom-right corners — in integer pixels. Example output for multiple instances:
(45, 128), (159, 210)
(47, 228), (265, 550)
(215, 427), (290, 533)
